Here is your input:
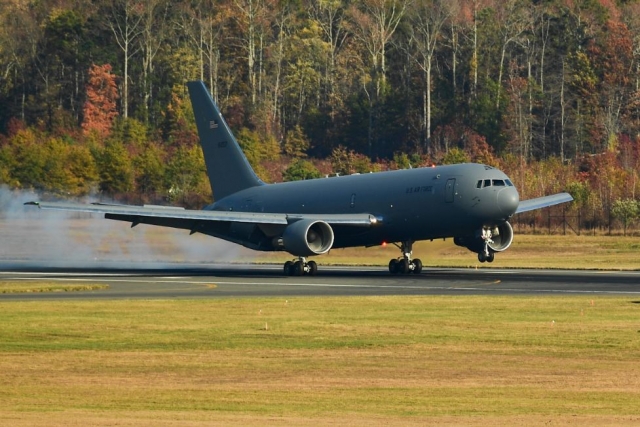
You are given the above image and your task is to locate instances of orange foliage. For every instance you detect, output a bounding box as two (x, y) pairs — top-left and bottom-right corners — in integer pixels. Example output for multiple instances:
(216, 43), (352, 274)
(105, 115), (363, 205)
(82, 64), (119, 139)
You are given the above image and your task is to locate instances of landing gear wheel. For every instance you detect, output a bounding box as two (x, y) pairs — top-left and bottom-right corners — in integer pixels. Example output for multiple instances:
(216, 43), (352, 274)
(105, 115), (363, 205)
(389, 259), (399, 274)
(284, 260), (293, 276)
(478, 252), (487, 263)
(412, 258), (423, 274)
(389, 241), (425, 275)
(292, 260), (304, 276)
(486, 252), (495, 263)
(284, 258), (319, 276)
(307, 260), (318, 276)
(399, 259), (410, 274)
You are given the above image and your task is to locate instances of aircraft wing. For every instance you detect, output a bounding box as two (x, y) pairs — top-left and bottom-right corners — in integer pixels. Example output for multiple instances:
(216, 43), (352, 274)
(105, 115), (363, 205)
(24, 201), (378, 229)
(515, 193), (573, 214)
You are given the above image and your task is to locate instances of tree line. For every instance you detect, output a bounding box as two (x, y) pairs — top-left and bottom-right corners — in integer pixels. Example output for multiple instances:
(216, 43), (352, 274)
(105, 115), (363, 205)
(1, 0), (640, 229)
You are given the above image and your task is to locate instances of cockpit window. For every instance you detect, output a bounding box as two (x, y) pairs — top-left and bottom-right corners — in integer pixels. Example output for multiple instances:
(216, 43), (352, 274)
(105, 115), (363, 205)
(478, 178), (513, 188)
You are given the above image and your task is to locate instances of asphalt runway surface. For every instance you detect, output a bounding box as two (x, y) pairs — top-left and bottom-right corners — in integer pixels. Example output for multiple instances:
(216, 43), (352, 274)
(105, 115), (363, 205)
(2, 262), (640, 300)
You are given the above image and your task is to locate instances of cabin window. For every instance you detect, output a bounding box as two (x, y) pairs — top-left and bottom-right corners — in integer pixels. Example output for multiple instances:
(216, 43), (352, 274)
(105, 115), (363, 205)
(484, 179), (491, 187)
(477, 180), (483, 188)
(492, 179), (505, 186)
(506, 179), (514, 186)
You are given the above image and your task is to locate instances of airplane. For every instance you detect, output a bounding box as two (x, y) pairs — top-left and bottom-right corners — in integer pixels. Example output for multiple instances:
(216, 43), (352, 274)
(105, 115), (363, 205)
(26, 80), (573, 276)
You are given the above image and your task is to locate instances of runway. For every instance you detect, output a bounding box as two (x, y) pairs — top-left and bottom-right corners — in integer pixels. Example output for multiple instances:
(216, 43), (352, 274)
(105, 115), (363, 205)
(2, 262), (640, 300)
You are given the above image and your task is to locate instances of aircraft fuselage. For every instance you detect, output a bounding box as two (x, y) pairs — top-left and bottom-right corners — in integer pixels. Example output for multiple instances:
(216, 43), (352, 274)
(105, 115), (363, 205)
(204, 163), (519, 251)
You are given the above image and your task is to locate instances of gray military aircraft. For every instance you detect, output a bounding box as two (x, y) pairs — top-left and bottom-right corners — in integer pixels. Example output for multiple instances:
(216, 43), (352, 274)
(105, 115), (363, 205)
(27, 81), (573, 275)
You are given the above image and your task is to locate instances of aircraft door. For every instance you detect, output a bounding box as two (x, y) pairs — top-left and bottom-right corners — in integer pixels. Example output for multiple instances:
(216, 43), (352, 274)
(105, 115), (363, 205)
(445, 178), (456, 203)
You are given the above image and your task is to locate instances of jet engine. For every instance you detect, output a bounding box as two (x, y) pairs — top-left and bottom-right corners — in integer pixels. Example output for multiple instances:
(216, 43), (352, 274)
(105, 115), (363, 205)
(453, 221), (514, 254)
(278, 219), (335, 256)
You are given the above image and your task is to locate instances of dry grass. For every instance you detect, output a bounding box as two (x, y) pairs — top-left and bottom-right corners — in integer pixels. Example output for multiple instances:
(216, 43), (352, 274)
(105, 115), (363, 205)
(0, 297), (639, 425)
(0, 282), (108, 293)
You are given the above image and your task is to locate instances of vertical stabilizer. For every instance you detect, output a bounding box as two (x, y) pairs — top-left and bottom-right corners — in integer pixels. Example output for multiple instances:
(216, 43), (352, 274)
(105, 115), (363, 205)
(187, 81), (264, 201)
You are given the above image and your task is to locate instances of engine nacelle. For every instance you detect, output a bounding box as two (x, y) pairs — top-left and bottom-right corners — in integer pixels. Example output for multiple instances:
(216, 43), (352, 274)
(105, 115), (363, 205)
(454, 221), (514, 254)
(279, 219), (334, 256)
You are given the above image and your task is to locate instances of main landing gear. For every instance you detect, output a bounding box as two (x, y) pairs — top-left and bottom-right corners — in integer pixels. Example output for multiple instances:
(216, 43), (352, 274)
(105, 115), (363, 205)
(283, 257), (318, 276)
(388, 241), (422, 274)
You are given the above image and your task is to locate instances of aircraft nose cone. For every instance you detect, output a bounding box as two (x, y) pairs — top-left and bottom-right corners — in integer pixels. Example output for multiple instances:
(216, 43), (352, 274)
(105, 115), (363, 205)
(498, 187), (519, 216)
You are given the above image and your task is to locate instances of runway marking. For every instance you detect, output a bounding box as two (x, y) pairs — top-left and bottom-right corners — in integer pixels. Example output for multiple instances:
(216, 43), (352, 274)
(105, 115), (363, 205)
(4, 276), (640, 295)
(0, 271), (149, 277)
(4, 271), (640, 296)
(188, 280), (640, 295)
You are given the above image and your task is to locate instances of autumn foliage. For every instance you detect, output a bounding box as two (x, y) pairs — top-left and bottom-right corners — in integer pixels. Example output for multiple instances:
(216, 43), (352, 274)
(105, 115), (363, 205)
(0, 0), (640, 228)
(82, 64), (119, 138)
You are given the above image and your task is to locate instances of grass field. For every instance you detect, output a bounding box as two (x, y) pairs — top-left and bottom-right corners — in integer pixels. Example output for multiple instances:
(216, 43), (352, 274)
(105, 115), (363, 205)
(1, 297), (640, 426)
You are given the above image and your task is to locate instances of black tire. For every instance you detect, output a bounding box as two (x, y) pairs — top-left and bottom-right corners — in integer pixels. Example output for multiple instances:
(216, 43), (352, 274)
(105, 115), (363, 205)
(389, 259), (399, 274)
(399, 259), (410, 274)
(284, 260), (293, 276)
(293, 260), (304, 276)
(478, 252), (487, 263)
(412, 258), (423, 274)
(308, 260), (318, 276)
(487, 252), (495, 263)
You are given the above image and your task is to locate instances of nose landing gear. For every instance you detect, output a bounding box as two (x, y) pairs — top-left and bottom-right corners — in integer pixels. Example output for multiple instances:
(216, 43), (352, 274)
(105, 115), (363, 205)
(478, 228), (495, 263)
(388, 241), (423, 274)
(284, 258), (318, 276)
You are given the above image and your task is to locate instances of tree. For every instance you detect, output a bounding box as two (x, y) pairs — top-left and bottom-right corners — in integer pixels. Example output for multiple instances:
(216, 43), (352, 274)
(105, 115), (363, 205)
(96, 139), (134, 195)
(165, 144), (208, 204)
(235, 127), (280, 180)
(407, 0), (454, 153)
(232, 0), (274, 106)
(134, 142), (165, 198)
(348, 0), (407, 156)
(139, 0), (170, 125)
(308, 0), (349, 125)
(442, 147), (470, 164)
(611, 198), (639, 236)
(283, 158), (321, 181)
(82, 64), (119, 138)
(107, 0), (144, 119)
(283, 125), (310, 157)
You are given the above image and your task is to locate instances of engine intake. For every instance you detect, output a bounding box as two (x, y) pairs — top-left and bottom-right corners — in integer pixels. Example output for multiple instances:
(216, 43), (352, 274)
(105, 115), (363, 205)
(279, 219), (334, 256)
(454, 221), (514, 254)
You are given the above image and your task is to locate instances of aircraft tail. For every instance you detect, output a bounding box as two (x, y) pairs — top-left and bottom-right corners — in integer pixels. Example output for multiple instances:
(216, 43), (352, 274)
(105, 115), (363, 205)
(187, 81), (264, 201)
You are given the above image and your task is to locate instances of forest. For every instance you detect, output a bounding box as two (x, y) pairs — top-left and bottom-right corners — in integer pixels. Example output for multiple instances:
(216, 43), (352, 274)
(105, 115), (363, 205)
(1, 0), (640, 231)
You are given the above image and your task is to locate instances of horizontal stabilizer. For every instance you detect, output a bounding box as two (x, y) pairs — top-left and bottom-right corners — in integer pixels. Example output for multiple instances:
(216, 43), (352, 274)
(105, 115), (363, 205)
(515, 193), (573, 214)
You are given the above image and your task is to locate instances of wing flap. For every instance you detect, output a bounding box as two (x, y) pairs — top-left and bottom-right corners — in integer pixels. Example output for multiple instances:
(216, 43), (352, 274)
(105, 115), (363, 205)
(515, 193), (573, 214)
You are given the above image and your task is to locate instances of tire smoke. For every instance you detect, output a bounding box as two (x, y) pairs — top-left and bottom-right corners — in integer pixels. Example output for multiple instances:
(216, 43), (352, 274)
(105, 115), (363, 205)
(0, 185), (246, 269)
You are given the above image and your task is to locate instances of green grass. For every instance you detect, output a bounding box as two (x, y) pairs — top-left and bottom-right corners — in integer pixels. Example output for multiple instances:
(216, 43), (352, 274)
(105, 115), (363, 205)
(1, 296), (639, 425)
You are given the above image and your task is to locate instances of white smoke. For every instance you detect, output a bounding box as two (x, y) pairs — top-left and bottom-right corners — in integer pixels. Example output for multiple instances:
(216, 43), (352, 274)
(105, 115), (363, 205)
(0, 185), (247, 269)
